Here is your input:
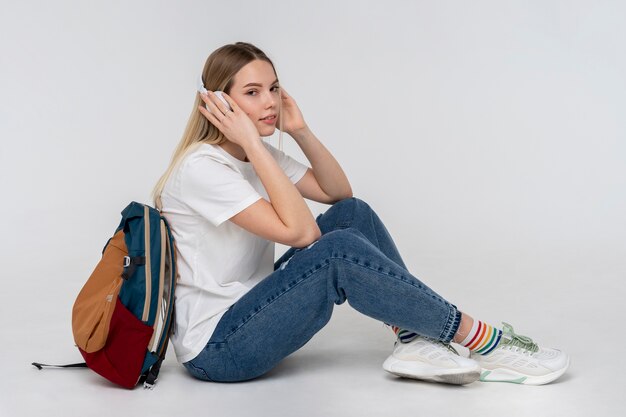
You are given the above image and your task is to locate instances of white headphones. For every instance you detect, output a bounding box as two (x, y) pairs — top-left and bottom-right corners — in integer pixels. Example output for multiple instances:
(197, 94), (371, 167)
(197, 75), (232, 113)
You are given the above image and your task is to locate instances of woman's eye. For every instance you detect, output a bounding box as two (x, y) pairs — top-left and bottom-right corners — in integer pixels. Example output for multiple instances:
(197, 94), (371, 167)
(246, 86), (279, 96)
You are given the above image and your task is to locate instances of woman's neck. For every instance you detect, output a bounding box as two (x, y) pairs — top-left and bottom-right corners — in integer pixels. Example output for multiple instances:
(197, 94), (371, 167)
(219, 141), (249, 162)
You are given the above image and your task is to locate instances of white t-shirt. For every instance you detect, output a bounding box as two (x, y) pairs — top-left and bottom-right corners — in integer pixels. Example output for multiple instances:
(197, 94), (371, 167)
(160, 141), (308, 363)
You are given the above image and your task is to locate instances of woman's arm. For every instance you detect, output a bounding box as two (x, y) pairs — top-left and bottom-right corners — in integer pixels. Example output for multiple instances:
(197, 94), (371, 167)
(199, 90), (321, 246)
(291, 126), (353, 201)
(243, 139), (322, 245)
(276, 88), (352, 201)
(200, 90), (322, 246)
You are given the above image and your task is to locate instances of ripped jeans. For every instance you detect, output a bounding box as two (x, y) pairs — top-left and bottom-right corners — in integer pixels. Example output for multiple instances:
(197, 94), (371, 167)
(183, 197), (461, 382)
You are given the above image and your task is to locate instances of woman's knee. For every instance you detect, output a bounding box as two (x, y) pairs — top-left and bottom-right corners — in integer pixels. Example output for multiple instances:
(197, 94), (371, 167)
(331, 196), (371, 211)
(317, 197), (375, 231)
(316, 227), (368, 250)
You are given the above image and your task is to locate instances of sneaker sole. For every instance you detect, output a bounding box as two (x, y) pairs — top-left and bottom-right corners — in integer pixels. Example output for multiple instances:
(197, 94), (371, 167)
(479, 356), (570, 385)
(382, 356), (481, 385)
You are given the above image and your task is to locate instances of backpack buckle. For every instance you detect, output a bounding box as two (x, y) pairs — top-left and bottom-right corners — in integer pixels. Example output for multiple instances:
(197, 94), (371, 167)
(123, 256), (131, 267)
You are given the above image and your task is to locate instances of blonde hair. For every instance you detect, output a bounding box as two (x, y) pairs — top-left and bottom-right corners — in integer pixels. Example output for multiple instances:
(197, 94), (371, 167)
(152, 42), (284, 209)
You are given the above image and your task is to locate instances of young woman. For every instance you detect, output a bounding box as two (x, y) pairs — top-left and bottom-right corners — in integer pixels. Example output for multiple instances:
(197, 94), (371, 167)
(153, 42), (569, 386)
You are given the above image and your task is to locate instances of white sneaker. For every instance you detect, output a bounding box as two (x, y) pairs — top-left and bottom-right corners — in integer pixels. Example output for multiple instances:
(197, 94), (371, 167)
(382, 335), (481, 385)
(471, 322), (570, 385)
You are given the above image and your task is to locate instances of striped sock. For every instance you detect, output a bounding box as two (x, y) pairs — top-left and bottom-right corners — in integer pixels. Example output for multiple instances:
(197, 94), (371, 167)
(459, 320), (503, 355)
(388, 325), (418, 343)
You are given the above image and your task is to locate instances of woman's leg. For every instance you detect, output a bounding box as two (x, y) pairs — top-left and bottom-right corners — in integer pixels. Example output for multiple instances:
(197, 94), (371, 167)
(275, 197), (409, 272)
(276, 197), (444, 342)
(184, 225), (461, 382)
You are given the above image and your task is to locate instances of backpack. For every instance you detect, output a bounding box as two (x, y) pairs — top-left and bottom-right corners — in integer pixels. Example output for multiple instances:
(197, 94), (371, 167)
(32, 202), (177, 389)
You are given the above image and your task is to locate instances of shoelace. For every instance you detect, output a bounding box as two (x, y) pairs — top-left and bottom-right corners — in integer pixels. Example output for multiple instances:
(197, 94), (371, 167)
(423, 336), (461, 355)
(384, 324), (462, 355)
(501, 322), (539, 353)
(391, 334), (461, 356)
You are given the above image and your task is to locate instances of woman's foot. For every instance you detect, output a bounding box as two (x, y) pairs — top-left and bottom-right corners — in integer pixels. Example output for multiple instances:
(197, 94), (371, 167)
(470, 322), (570, 385)
(383, 335), (481, 385)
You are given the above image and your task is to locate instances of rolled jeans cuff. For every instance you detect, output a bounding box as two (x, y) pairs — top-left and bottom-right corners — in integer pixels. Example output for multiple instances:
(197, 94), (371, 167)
(440, 305), (462, 343)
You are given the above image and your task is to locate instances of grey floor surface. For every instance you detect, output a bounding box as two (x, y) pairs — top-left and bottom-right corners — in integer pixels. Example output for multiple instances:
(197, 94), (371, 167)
(2, 255), (624, 417)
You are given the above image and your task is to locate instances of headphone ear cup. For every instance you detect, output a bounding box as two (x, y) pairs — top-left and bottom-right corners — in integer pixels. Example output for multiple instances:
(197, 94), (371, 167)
(213, 91), (232, 111)
(200, 91), (232, 114)
(197, 75), (213, 112)
(196, 74), (232, 113)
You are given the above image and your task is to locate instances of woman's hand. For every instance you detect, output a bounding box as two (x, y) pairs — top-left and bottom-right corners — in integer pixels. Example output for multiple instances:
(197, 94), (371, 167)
(198, 91), (259, 149)
(276, 87), (308, 136)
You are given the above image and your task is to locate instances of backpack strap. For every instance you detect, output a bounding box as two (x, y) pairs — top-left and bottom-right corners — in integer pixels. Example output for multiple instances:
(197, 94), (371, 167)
(142, 357), (163, 389)
(121, 256), (146, 280)
(141, 304), (176, 389)
(31, 362), (88, 370)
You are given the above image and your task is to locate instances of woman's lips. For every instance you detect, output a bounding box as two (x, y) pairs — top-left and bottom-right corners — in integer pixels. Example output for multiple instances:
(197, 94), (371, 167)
(261, 115), (276, 124)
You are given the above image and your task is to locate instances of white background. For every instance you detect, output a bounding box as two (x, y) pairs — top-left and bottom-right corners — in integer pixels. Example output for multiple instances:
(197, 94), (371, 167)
(1, 1), (624, 416)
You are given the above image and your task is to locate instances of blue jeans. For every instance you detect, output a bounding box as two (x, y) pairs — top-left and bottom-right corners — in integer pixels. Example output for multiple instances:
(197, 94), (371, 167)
(183, 197), (461, 382)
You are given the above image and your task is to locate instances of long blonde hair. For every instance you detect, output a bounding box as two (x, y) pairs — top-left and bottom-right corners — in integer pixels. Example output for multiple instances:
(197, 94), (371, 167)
(152, 42), (284, 209)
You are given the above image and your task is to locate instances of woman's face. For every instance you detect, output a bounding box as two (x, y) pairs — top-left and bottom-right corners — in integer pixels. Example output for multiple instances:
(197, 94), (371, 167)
(228, 59), (280, 138)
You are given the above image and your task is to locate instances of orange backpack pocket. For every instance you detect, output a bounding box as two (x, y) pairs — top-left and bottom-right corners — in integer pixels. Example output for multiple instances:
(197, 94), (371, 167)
(72, 230), (127, 353)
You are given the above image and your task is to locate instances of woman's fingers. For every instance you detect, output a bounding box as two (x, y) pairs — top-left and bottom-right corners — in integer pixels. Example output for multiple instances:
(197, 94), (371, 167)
(198, 93), (218, 118)
(279, 87), (290, 99)
(198, 94), (221, 121)
(200, 91), (230, 117)
(197, 104), (219, 124)
(220, 92), (238, 111)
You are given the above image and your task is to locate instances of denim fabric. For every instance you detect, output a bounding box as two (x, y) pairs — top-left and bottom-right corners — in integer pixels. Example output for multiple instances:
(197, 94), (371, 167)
(183, 197), (461, 382)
